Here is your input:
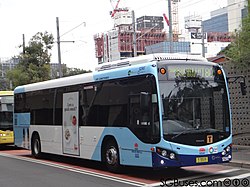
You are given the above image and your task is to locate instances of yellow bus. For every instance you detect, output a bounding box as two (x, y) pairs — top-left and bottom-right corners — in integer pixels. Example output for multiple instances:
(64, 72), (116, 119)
(0, 91), (14, 145)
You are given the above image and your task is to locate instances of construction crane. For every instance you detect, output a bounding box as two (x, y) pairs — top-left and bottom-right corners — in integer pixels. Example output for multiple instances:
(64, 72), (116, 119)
(171, 0), (180, 37)
(110, 0), (122, 18)
(163, 13), (170, 26)
(163, 0), (180, 41)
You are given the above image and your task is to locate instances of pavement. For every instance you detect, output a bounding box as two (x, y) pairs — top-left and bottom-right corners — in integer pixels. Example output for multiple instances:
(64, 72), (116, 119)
(226, 145), (250, 169)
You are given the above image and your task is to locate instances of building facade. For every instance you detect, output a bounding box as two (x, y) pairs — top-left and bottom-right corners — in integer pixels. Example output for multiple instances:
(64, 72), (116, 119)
(94, 13), (167, 63)
(227, 0), (248, 32)
(203, 8), (228, 32)
(203, 0), (248, 33)
(217, 61), (250, 146)
(0, 57), (19, 90)
(145, 41), (190, 54)
(136, 16), (164, 31)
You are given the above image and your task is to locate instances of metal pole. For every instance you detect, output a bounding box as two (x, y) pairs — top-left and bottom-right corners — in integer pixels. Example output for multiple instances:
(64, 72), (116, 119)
(22, 34), (25, 54)
(201, 23), (205, 57)
(132, 10), (137, 57)
(56, 17), (62, 78)
(168, 0), (173, 53)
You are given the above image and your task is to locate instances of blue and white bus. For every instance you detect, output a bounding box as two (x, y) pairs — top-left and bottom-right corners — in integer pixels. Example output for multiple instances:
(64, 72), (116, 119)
(14, 53), (233, 172)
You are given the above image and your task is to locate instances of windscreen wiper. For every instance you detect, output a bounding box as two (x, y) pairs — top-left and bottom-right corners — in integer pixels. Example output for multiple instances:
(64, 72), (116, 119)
(171, 128), (222, 140)
(171, 128), (198, 140)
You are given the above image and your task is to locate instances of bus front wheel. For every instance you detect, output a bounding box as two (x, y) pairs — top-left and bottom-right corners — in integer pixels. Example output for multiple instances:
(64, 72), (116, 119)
(103, 140), (121, 173)
(31, 134), (42, 158)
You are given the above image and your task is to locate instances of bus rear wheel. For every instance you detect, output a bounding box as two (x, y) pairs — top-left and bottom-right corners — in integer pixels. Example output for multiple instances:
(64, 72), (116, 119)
(31, 134), (42, 158)
(103, 140), (121, 173)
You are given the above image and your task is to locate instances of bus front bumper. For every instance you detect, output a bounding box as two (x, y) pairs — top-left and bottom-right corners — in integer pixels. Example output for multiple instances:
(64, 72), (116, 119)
(0, 133), (14, 145)
(152, 151), (232, 168)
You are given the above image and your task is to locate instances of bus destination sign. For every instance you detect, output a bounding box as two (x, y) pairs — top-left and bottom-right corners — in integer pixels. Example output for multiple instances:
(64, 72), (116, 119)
(167, 65), (214, 80)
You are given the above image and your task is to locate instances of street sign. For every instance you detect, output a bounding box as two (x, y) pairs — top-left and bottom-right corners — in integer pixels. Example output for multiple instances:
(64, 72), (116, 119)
(191, 32), (206, 39)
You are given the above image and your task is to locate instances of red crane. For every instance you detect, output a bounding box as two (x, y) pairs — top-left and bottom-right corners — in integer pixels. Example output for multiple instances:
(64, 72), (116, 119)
(163, 13), (170, 26)
(110, 0), (122, 18)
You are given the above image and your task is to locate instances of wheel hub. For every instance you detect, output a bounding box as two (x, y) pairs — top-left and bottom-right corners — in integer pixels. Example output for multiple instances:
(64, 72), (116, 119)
(106, 147), (118, 165)
(34, 139), (40, 154)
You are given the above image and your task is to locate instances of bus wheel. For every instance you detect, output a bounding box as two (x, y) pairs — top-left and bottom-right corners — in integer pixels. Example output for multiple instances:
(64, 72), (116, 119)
(31, 134), (42, 158)
(103, 140), (121, 173)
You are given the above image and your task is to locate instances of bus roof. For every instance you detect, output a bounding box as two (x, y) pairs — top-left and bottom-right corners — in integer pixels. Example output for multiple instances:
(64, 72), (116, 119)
(0, 91), (14, 96)
(14, 72), (94, 94)
(95, 53), (208, 71)
(14, 53), (216, 94)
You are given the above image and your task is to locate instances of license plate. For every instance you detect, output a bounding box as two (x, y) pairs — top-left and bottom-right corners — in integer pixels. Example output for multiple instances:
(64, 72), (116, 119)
(196, 157), (208, 163)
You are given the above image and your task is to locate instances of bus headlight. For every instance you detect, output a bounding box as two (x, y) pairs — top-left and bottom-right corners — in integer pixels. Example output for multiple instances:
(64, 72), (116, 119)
(156, 147), (177, 160)
(169, 152), (176, 160)
(161, 150), (167, 157)
(221, 150), (226, 156)
(226, 146), (231, 153)
(222, 144), (231, 156)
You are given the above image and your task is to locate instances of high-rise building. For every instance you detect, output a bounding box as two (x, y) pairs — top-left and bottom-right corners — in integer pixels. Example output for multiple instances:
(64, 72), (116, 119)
(203, 7), (228, 32)
(136, 16), (164, 31)
(203, 0), (248, 33)
(94, 11), (167, 63)
(227, 0), (248, 32)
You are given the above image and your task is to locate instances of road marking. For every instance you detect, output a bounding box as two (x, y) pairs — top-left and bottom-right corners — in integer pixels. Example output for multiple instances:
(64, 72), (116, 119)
(0, 152), (146, 186)
(216, 168), (242, 174)
(148, 168), (242, 187)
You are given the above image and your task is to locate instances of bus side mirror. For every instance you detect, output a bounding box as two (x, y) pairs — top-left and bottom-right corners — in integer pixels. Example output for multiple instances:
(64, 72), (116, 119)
(227, 75), (247, 96)
(240, 81), (247, 95)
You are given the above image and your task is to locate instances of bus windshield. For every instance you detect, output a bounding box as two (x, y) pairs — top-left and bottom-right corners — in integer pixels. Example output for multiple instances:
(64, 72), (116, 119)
(0, 95), (14, 130)
(158, 63), (230, 146)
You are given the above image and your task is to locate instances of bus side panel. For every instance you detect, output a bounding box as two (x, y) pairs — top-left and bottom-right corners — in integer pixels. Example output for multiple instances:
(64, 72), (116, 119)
(88, 127), (153, 167)
(79, 127), (105, 160)
(30, 125), (63, 155)
(14, 113), (30, 149)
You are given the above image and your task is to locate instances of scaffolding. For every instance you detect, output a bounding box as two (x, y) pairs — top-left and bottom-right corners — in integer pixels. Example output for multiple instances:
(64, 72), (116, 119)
(94, 29), (166, 62)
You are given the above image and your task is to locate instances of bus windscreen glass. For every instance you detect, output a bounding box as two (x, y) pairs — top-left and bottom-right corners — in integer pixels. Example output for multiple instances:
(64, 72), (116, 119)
(158, 64), (230, 146)
(0, 95), (14, 130)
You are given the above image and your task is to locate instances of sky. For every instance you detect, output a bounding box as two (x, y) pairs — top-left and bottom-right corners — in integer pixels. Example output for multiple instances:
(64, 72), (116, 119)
(0, 0), (227, 71)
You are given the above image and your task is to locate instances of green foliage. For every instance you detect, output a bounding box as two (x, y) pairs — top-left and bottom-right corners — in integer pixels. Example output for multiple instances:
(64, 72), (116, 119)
(7, 31), (54, 88)
(64, 68), (92, 77)
(223, 9), (250, 67)
(6, 67), (29, 87)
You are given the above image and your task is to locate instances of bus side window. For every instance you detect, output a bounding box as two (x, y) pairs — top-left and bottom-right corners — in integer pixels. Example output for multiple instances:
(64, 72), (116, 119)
(79, 89), (89, 126)
(129, 94), (141, 126)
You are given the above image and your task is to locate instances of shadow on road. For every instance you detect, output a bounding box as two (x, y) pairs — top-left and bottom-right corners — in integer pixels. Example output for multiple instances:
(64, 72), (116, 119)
(0, 145), (23, 151)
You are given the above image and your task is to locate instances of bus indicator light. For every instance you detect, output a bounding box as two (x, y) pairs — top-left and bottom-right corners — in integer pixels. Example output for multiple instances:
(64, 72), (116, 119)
(160, 68), (166, 75)
(217, 69), (222, 75)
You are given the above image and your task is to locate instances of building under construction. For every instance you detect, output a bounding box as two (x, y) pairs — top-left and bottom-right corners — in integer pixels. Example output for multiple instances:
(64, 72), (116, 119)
(94, 10), (167, 63)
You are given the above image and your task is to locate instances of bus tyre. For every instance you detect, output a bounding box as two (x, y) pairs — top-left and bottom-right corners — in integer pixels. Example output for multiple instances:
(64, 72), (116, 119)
(103, 140), (121, 173)
(31, 134), (42, 158)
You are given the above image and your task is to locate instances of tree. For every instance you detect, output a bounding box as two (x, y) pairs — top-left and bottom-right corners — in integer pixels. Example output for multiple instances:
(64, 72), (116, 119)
(222, 3), (250, 67)
(7, 31), (54, 88)
(64, 67), (91, 77)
